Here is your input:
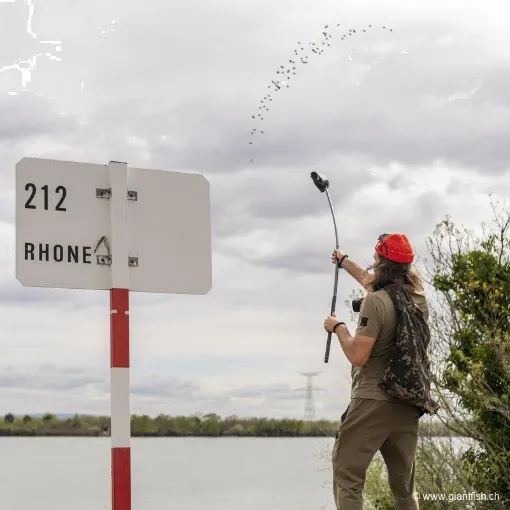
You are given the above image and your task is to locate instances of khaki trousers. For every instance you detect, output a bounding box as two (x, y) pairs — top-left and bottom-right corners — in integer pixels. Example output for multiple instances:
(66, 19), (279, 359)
(332, 397), (420, 510)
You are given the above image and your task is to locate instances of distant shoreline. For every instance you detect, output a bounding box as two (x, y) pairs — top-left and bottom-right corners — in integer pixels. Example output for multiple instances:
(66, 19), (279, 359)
(1, 412), (465, 438)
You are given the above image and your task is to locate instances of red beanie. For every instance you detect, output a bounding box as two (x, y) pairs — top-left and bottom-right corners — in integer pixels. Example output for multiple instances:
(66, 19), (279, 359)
(375, 233), (414, 264)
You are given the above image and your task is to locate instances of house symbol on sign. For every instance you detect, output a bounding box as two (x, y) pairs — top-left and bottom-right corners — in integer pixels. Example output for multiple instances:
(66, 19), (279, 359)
(94, 235), (112, 266)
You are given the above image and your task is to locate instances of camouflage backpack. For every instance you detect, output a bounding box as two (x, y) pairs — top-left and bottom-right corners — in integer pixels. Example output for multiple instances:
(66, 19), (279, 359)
(377, 283), (440, 417)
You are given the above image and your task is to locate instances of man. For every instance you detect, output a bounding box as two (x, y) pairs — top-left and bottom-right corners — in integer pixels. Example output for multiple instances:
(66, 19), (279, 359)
(323, 233), (436, 510)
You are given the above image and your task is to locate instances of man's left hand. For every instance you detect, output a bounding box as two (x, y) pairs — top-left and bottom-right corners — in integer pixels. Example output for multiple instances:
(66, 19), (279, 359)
(324, 312), (341, 333)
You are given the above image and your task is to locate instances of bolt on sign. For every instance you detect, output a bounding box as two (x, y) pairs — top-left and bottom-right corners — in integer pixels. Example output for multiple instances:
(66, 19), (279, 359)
(15, 157), (212, 510)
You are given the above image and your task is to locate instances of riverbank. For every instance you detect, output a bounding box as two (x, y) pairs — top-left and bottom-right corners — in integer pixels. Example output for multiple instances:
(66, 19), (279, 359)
(1, 412), (465, 437)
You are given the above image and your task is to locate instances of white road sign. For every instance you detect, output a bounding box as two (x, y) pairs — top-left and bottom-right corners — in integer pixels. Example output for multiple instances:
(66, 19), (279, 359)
(15, 157), (212, 294)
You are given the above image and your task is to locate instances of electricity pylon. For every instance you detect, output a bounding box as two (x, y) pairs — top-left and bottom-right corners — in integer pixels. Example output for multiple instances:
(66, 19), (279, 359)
(295, 372), (325, 421)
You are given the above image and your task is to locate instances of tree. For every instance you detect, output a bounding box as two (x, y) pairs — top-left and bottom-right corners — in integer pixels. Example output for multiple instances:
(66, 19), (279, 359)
(22, 415), (32, 424)
(424, 197), (510, 507)
(199, 413), (222, 436)
(131, 414), (157, 436)
(70, 414), (82, 429)
(42, 413), (55, 425)
(4, 413), (15, 424)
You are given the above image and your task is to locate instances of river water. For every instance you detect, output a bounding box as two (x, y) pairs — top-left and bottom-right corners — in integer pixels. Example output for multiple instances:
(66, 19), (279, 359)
(1, 437), (336, 510)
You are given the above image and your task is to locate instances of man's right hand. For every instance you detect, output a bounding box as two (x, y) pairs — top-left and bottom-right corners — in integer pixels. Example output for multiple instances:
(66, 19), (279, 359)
(331, 249), (372, 290)
(331, 249), (347, 266)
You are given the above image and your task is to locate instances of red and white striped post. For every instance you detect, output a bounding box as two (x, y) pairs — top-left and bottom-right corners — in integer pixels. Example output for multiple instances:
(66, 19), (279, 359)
(108, 161), (131, 510)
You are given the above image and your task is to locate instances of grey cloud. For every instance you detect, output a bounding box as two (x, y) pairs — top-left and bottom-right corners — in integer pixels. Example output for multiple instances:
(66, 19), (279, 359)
(216, 185), (446, 275)
(225, 383), (312, 402)
(5, 16), (510, 178)
(207, 153), (380, 248)
(0, 364), (203, 400)
(0, 276), (112, 310)
(221, 245), (336, 275)
(0, 363), (320, 407)
(0, 93), (77, 142)
(3, 9), (510, 180)
(0, 279), (65, 306)
(85, 20), (510, 175)
(129, 377), (306, 404)
(131, 376), (202, 399)
(0, 364), (105, 392)
(241, 166), (372, 221)
(0, 200), (14, 223)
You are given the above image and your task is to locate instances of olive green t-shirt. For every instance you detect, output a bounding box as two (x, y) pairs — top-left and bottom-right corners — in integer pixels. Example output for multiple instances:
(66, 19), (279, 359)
(351, 288), (429, 400)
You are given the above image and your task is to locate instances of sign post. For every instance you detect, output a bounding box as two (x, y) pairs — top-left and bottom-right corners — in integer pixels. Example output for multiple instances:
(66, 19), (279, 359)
(15, 157), (212, 510)
(108, 161), (132, 510)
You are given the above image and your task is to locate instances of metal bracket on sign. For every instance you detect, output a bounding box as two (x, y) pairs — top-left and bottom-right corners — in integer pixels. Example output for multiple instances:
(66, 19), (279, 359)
(96, 188), (112, 199)
(128, 257), (138, 267)
(96, 189), (137, 201)
(97, 255), (112, 265)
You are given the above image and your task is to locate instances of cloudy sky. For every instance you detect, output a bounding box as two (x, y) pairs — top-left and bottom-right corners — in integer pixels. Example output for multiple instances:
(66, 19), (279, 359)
(1, 0), (509, 421)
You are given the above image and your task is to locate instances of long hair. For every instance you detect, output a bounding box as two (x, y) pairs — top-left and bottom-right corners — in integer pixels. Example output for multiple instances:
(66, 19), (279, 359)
(365, 255), (424, 293)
